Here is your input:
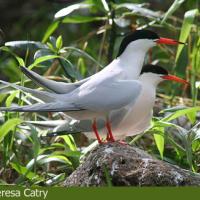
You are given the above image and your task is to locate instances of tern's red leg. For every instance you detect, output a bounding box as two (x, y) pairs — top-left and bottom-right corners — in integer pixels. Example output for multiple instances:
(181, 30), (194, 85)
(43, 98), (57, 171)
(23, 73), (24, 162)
(106, 121), (115, 142)
(92, 119), (102, 144)
(106, 133), (110, 141)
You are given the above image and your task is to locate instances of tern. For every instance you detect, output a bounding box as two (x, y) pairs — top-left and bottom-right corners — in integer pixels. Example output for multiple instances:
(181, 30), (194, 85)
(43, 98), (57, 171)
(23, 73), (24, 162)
(0, 30), (185, 143)
(0, 64), (188, 143)
(19, 30), (184, 94)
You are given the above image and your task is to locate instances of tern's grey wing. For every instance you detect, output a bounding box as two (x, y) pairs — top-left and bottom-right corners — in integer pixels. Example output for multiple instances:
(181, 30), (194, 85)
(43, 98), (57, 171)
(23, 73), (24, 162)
(20, 66), (90, 94)
(74, 80), (142, 112)
(0, 102), (83, 112)
(0, 80), (57, 102)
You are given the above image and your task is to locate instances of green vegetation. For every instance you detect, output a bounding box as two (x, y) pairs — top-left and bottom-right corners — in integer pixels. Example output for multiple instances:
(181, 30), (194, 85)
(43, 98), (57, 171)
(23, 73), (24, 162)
(0, 0), (199, 186)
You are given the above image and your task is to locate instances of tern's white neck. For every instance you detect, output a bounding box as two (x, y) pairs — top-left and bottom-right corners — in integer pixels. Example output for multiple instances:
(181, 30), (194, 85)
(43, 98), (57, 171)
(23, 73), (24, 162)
(139, 73), (163, 87)
(117, 50), (146, 79)
(115, 40), (154, 79)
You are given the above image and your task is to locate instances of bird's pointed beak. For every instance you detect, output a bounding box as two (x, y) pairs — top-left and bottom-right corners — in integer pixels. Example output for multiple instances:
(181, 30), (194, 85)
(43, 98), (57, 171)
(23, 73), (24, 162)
(161, 74), (189, 85)
(156, 37), (185, 45)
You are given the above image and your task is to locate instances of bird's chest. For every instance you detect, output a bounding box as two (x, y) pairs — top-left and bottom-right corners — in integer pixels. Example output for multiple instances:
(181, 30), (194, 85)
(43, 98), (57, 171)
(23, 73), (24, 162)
(133, 84), (156, 112)
(116, 84), (155, 130)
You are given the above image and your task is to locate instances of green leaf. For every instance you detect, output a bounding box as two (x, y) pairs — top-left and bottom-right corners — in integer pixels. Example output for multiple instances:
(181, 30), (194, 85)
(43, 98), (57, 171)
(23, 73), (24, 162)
(54, 3), (92, 19)
(153, 121), (187, 141)
(5, 41), (47, 50)
(38, 155), (72, 165)
(45, 173), (65, 186)
(0, 46), (25, 66)
(115, 3), (161, 19)
(162, 107), (200, 122)
(27, 155), (72, 168)
(183, 136), (194, 171)
(42, 21), (60, 43)
(0, 118), (23, 142)
(161, 0), (186, 24)
(39, 144), (65, 155)
(59, 58), (81, 80)
(56, 135), (77, 151)
(56, 36), (63, 50)
(46, 42), (55, 52)
(34, 49), (53, 60)
(16, 57), (25, 66)
(153, 128), (165, 159)
(186, 112), (196, 124)
(29, 126), (41, 173)
(160, 106), (187, 113)
(153, 120), (179, 128)
(62, 16), (106, 23)
(28, 55), (61, 69)
(10, 162), (44, 181)
(175, 9), (199, 62)
(5, 91), (19, 107)
(29, 125), (40, 158)
(115, 3), (146, 10)
(51, 150), (81, 157)
(77, 57), (87, 77)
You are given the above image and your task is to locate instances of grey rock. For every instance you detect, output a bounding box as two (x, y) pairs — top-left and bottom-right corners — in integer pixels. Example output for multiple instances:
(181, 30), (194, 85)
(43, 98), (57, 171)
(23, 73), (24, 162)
(63, 142), (200, 186)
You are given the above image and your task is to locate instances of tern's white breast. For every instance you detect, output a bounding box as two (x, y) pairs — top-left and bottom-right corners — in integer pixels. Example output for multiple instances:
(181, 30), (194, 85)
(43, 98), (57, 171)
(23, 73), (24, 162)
(112, 82), (156, 139)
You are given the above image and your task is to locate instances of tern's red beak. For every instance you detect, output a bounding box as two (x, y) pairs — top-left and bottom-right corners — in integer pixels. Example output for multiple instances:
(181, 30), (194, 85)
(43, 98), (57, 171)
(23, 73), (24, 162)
(156, 37), (185, 45)
(161, 75), (189, 85)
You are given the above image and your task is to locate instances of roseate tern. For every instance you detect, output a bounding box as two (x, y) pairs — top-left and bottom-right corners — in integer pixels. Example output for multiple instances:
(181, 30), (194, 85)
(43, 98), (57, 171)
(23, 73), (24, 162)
(19, 30), (184, 94)
(0, 65), (188, 143)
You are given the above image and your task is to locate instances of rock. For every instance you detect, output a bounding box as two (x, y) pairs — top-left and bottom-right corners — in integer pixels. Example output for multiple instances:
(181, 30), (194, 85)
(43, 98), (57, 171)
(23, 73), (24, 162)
(63, 142), (200, 186)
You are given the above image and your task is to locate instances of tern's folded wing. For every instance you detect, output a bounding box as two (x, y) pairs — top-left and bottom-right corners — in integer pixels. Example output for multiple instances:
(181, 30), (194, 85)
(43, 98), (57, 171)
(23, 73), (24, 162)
(0, 101), (83, 112)
(74, 80), (142, 112)
(0, 80), (57, 102)
(20, 66), (90, 94)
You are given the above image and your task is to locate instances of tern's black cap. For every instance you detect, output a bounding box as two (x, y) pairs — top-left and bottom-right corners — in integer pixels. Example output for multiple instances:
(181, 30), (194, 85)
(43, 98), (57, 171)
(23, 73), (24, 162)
(117, 30), (159, 57)
(141, 64), (168, 75)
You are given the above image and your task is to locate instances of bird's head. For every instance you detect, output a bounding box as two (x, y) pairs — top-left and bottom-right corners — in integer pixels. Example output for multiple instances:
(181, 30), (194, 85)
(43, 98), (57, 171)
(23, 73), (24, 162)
(140, 64), (189, 86)
(117, 30), (184, 57)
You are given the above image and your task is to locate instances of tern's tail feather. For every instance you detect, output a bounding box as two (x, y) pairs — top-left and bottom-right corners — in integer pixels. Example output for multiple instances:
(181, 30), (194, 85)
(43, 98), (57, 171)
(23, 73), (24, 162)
(0, 80), (57, 102)
(20, 66), (88, 94)
(0, 102), (83, 112)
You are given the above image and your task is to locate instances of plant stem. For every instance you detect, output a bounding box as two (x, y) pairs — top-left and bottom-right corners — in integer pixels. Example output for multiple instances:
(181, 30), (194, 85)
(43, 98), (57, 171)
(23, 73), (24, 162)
(107, 0), (116, 62)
